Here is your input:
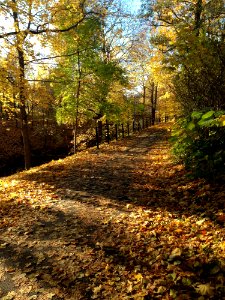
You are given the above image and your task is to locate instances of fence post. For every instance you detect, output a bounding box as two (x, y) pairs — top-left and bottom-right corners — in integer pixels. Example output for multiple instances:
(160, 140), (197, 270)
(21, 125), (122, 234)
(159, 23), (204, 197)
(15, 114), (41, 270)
(133, 121), (135, 132)
(127, 123), (130, 136)
(98, 121), (103, 143)
(115, 124), (118, 140)
(121, 124), (124, 138)
(95, 126), (99, 149)
(138, 122), (140, 131)
(106, 120), (110, 144)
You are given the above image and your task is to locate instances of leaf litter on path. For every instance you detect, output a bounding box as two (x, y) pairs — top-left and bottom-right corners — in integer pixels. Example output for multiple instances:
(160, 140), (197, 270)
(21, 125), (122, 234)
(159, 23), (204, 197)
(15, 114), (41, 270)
(0, 123), (224, 299)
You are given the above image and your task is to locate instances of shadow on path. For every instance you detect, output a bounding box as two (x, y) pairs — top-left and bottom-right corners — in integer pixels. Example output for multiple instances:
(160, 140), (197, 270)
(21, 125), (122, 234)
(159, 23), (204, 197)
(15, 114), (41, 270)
(0, 124), (224, 299)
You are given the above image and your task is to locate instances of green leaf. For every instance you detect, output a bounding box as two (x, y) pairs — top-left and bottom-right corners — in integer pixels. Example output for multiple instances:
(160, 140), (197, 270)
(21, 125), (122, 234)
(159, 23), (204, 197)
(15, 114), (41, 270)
(171, 272), (177, 281)
(210, 265), (221, 275)
(182, 277), (192, 286)
(201, 111), (215, 120)
(198, 118), (214, 127)
(187, 122), (195, 130)
(191, 111), (203, 120)
(214, 111), (225, 117)
(173, 260), (182, 265)
(170, 289), (177, 298)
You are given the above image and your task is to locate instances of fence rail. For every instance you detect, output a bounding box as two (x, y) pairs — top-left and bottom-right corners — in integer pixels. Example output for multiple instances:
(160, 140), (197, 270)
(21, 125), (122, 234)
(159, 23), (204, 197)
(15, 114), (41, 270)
(93, 115), (173, 149)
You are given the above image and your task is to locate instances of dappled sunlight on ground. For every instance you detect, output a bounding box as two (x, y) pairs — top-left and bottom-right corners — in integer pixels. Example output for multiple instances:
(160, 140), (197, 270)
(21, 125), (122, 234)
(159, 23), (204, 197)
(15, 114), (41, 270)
(0, 124), (224, 299)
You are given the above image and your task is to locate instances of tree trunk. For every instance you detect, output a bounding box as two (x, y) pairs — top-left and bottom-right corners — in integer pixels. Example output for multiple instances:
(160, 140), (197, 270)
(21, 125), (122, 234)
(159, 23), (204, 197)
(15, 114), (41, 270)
(143, 84), (146, 104)
(13, 0), (31, 170)
(20, 105), (31, 169)
(73, 50), (82, 154)
(18, 52), (31, 169)
(194, 0), (203, 36)
(151, 82), (155, 125)
(152, 107), (156, 125)
(150, 82), (158, 125)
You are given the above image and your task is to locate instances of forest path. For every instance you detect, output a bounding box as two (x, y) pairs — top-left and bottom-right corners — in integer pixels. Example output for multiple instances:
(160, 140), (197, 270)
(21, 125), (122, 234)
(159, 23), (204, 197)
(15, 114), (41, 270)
(0, 123), (224, 300)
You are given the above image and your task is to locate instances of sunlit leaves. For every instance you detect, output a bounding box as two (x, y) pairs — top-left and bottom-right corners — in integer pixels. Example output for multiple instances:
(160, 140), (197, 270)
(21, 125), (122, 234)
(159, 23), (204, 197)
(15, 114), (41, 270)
(141, 0), (225, 112)
(171, 110), (225, 178)
(195, 283), (214, 296)
(0, 123), (224, 299)
(49, 2), (129, 127)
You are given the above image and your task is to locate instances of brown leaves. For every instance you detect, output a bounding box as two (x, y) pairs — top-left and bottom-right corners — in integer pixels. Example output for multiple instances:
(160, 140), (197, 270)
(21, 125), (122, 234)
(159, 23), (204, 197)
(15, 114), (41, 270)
(0, 124), (224, 299)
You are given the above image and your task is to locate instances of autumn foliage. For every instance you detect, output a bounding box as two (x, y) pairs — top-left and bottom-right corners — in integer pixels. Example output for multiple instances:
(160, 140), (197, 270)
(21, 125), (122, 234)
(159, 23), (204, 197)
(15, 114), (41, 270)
(0, 124), (224, 299)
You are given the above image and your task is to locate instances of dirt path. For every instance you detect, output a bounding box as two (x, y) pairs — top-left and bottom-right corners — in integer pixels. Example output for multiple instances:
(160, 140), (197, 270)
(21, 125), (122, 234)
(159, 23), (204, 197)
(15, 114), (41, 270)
(0, 123), (224, 300)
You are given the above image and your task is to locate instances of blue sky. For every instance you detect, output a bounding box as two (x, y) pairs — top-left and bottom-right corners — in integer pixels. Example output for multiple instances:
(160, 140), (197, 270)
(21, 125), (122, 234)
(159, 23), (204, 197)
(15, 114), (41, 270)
(123, 0), (142, 13)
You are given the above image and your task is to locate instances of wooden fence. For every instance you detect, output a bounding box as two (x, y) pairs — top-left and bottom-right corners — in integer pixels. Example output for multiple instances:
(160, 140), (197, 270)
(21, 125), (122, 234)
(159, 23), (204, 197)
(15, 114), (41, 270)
(94, 115), (172, 149)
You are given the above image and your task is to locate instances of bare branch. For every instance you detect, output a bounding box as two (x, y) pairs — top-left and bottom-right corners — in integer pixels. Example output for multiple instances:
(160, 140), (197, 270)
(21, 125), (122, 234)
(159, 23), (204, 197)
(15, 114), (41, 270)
(27, 79), (73, 84)
(0, 10), (98, 39)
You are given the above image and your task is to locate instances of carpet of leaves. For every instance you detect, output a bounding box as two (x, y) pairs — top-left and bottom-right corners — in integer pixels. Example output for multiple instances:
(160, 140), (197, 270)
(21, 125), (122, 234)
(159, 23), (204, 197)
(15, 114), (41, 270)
(0, 123), (224, 300)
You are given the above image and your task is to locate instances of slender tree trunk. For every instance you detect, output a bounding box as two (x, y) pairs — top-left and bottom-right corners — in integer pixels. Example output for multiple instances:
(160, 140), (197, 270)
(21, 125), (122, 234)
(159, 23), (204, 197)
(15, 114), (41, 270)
(73, 50), (82, 154)
(150, 82), (158, 125)
(0, 102), (2, 120)
(143, 84), (146, 104)
(143, 84), (146, 126)
(194, 0), (203, 36)
(73, 97), (80, 154)
(73, 121), (76, 154)
(12, 0), (31, 169)
(13, 93), (18, 128)
(18, 51), (31, 170)
(155, 84), (158, 105)
(20, 105), (31, 169)
(151, 82), (155, 125)
(154, 83), (158, 123)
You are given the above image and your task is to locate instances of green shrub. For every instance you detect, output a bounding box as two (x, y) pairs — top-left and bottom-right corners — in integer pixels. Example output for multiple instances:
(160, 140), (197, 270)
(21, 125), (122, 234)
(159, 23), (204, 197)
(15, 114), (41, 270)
(170, 110), (225, 179)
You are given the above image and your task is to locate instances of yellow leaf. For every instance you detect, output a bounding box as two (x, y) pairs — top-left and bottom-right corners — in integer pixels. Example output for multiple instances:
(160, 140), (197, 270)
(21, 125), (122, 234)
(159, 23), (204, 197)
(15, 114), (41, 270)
(47, 293), (55, 299)
(219, 115), (225, 126)
(195, 283), (214, 296)
(196, 219), (206, 225)
(127, 281), (133, 293)
(37, 253), (45, 264)
(2, 291), (16, 300)
(9, 192), (18, 199)
(134, 273), (143, 282)
(219, 241), (225, 250)
(93, 285), (102, 294)
(157, 286), (166, 293)
(170, 247), (182, 259)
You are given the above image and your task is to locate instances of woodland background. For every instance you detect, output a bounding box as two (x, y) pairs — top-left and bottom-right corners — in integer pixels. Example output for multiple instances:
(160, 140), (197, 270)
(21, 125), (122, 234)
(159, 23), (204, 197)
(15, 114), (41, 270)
(0, 0), (224, 178)
(0, 2), (225, 299)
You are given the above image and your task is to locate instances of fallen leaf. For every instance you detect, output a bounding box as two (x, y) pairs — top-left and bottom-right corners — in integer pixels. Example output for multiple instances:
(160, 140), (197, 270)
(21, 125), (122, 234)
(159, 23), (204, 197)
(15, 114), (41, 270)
(195, 283), (214, 296)
(169, 248), (182, 259)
